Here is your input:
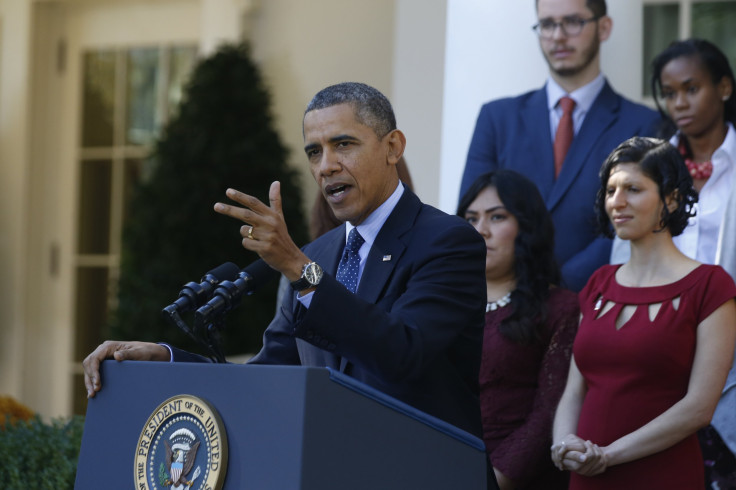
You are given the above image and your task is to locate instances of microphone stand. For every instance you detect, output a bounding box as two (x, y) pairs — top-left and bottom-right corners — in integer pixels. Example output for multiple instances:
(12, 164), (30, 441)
(162, 306), (227, 363)
(197, 316), (227, 364)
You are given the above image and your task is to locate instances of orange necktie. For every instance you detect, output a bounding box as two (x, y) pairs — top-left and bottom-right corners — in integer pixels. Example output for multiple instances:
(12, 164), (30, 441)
(554, 96), (576, 178)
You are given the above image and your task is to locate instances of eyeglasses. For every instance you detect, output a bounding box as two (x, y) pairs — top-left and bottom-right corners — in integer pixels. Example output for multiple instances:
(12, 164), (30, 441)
(532, 16), (600, 39)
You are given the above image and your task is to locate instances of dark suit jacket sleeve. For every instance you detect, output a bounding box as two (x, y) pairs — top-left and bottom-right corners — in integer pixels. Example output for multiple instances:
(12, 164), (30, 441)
(460, 102), (500, 201)
(244, 280), (303, 366)
(300, 221), (485, 383)
(253, 210), (487, 385)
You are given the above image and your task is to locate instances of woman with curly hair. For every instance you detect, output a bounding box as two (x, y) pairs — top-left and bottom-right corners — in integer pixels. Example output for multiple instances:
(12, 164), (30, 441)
(554, 137), (736, 489)
(610, 39), (736, 486)
(458, 169), (579, 490)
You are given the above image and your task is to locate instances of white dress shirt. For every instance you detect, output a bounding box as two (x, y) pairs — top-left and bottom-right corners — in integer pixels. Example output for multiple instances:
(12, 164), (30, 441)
(297, 182), (405, 308)
(546, 73), (606, 142)
(672, 123), (736, 263)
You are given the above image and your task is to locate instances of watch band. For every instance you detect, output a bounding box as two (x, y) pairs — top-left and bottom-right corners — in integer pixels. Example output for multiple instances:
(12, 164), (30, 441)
(290, 262), (323, 291)
(290, 276), (311, 291)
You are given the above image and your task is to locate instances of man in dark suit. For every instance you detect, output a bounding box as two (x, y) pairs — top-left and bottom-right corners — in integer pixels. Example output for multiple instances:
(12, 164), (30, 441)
(459, 0), (661, 291)
(83, 82), (488, 439)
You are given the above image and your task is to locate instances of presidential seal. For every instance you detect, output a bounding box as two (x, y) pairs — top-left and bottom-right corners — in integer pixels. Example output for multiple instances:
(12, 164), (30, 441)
(134, 394), (227, 490)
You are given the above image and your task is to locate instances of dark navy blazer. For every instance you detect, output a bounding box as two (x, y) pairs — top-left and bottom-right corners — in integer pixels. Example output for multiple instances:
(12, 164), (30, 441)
(460, 81), (661, 291)
(174, 189), (487, 437)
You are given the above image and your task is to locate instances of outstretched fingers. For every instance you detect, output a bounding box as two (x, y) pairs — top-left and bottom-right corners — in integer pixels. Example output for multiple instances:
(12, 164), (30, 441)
(268, 181), (284, 218)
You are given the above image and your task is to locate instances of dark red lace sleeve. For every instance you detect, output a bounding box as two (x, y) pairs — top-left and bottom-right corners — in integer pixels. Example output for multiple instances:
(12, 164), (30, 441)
(491, 289), (579, 486)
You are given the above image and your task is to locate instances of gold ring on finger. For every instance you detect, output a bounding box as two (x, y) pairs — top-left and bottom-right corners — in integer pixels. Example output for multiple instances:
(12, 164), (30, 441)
(247, 225), (255, 240)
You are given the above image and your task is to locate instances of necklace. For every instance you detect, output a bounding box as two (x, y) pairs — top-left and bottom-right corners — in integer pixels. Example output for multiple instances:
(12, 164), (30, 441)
(486, 292), (512, 312)
(678, 138), (713, 180)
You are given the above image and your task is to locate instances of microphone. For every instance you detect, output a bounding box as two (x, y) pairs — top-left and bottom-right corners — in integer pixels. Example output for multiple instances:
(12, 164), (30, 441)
(194, 259), (278, 327)
(162, 262), (241, 319)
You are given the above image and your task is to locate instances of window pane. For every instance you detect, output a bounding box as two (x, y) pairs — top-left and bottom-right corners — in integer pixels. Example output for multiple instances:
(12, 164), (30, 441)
(73, 266), (110, 362)
(82, 51), (116, 147)
(692, 2), (736, 70)
(77, 160), (112, 254)
(126, 48), (160, 146)
(72, 265), (109, 414)
(168, 45), (198, 117)
(643, 4), (680, 96)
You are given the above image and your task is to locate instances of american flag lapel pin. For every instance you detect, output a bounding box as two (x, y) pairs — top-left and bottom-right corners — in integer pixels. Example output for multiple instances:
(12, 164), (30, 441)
(382, 255), (392, 262)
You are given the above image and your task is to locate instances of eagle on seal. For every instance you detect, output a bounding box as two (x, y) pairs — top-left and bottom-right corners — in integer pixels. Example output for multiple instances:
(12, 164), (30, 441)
(164, 438), (200, 487)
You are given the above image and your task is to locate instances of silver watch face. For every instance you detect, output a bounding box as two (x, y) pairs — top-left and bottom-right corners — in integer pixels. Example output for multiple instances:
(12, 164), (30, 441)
(304, 262), (323, 285)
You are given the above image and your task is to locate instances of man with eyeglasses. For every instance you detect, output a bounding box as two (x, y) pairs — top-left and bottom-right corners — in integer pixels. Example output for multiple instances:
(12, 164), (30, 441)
(459, 0), (661, 292)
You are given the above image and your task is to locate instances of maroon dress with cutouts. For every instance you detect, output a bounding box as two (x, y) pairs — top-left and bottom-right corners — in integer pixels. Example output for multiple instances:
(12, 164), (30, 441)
(570, 264), (736, 490)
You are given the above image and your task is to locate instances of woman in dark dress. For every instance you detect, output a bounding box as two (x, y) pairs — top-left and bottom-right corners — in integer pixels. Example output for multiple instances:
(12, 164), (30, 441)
(552, 137), (736, 489)
(458, 170), (579, 490)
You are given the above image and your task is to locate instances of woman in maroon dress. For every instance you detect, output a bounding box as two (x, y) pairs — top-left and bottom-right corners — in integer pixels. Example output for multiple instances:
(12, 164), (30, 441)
(458, 170), (579, 490)
(552, 137), (736, 489)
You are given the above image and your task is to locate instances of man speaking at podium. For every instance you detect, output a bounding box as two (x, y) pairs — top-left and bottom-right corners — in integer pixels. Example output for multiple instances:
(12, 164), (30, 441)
(83, 82), (487, 440)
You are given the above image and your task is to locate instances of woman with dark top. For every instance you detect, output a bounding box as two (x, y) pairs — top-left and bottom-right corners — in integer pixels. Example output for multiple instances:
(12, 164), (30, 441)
(554, 137), (736, 489)
(609, 39), (736, 487)
(458, 170), (578, 490)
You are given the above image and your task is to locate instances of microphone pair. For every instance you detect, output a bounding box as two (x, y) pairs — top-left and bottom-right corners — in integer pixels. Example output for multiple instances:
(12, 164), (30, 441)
(162, 259), (278, 326)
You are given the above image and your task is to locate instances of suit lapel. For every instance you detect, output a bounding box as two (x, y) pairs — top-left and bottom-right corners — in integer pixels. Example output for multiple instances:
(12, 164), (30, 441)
(521, 88), (556, 200)
(301, 225), (346, 371)
(338, 190), (419, 372)
(309, 225), (346, 276)
(547, 81), (620, 210)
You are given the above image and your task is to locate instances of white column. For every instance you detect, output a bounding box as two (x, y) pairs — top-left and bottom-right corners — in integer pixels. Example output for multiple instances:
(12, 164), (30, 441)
(392, 0), (448, 208)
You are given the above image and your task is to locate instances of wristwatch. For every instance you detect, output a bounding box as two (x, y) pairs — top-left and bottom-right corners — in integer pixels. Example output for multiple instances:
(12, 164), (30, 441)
(290, 262), (323, 291)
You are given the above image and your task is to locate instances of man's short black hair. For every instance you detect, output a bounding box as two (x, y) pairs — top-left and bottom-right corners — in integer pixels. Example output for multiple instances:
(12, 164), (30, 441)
(305, 82), (397, 139)
(536, 0), (607, 18)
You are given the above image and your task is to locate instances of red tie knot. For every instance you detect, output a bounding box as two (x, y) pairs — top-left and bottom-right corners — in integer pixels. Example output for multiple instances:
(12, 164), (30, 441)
(559, 96), (576, 113)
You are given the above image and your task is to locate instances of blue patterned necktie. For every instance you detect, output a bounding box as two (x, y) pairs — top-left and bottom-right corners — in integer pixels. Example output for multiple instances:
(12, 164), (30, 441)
(336, 228), (365, 293)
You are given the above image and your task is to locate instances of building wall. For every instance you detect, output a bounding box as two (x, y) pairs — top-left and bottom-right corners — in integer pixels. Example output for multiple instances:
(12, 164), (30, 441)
(246, 0), (397, 211)
(0, 0), (33, 408)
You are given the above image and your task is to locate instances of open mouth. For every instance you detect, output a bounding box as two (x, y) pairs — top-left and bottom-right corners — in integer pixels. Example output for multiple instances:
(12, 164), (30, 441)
(325, 183), (350, 199)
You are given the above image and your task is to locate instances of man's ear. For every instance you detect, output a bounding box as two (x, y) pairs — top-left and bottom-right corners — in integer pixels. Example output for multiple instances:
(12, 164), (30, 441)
(385, 129), (406, 166)
(598, 16), (612, 43)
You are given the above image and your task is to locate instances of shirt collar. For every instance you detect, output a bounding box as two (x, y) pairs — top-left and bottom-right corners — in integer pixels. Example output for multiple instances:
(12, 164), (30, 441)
(344, 182), (405, 249)
(671, 122), (736, 171)
(713, 122), (736, 166)
(546, 73), (606, 112)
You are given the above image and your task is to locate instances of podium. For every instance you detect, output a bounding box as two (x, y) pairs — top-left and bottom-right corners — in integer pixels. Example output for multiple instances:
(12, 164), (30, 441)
(76, 361), (490, 489)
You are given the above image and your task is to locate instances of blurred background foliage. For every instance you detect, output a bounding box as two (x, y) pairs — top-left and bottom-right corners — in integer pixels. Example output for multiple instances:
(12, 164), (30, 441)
(109, 43), (308, 357)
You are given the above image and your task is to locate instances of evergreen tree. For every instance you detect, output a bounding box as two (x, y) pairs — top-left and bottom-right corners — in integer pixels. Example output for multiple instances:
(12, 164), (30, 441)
(109, 43), (308, 357)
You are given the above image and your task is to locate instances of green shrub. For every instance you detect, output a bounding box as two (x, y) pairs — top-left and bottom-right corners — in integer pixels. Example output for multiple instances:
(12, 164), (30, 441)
(0, 416), (84, 489)
(109, 42), (308, 358)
